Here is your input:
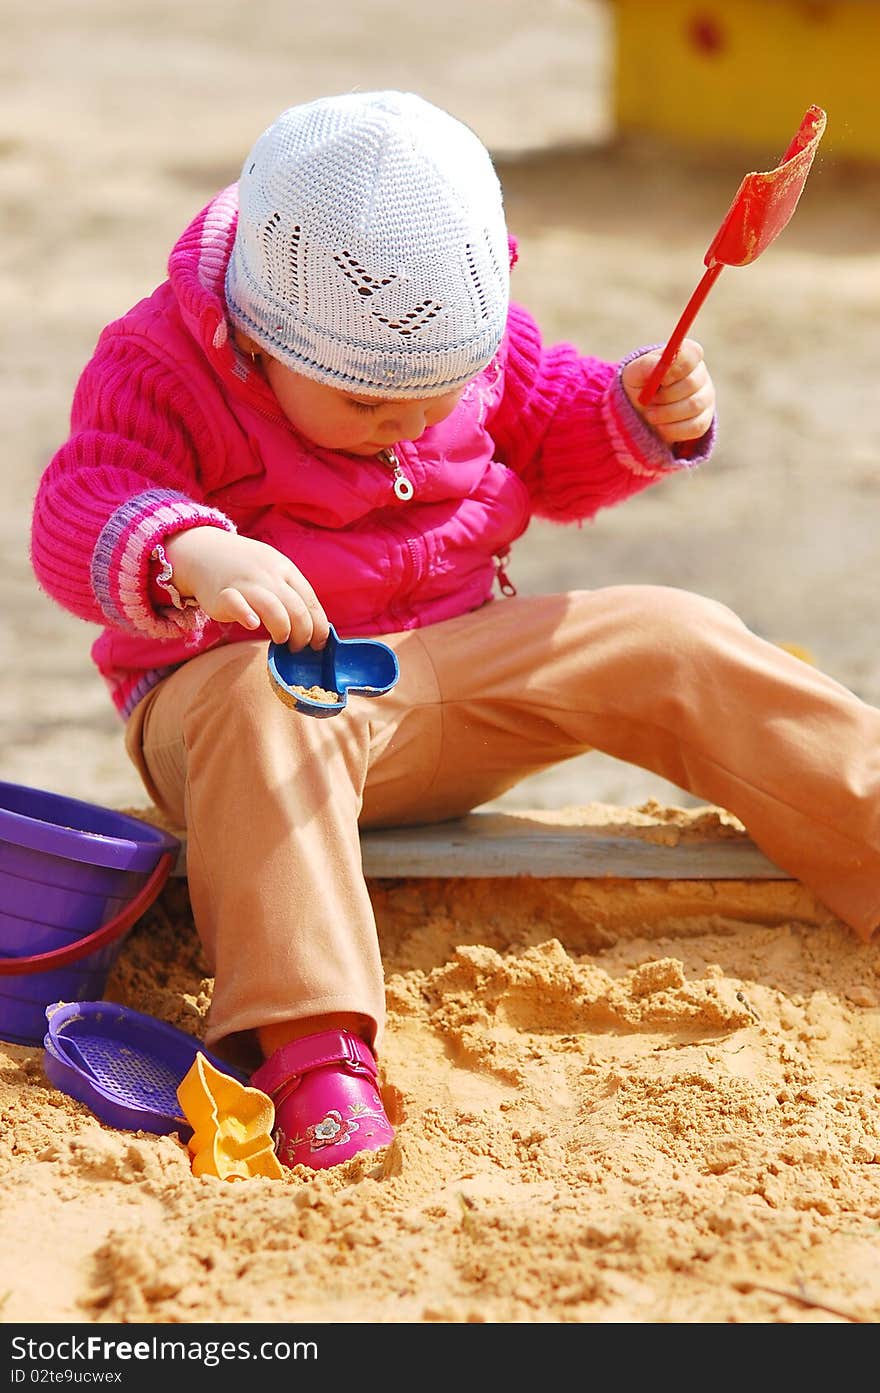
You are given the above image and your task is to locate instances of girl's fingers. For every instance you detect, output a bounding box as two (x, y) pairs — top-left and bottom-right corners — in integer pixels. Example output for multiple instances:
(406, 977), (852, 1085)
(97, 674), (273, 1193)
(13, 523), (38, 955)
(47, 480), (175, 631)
(643, 386), (715, 426)
(669, 340), (704, 373)
(652, 343), (704, 391)
(283, 577), (330, 648)
(666, 412), (715, 442)
(223, 586), (300, 647)
(211, 576), (329, 651)
(650, 368), (710, 405)
(212, 588), (262, 631)
(647, 408), (714, 443)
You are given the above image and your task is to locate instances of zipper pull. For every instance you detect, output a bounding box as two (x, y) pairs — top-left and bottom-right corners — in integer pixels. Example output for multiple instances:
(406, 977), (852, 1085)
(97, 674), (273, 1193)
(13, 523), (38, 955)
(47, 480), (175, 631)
(495, 548), (517, 597)
(379, 447), (414, 501)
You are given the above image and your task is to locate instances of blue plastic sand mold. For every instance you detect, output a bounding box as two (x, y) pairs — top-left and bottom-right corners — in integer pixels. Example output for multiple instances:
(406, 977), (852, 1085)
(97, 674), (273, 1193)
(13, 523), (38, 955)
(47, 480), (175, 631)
(267, 623), (400, 717)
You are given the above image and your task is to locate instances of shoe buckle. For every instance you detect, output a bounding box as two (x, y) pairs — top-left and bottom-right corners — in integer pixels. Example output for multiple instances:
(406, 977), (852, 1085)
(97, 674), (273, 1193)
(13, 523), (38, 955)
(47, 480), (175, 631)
(340, 1031), (376, 1078)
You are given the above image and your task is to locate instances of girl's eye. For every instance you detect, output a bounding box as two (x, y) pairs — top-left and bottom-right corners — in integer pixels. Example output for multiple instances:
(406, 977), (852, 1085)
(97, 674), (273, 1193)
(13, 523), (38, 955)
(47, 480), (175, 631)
(347, 399), (379, 415)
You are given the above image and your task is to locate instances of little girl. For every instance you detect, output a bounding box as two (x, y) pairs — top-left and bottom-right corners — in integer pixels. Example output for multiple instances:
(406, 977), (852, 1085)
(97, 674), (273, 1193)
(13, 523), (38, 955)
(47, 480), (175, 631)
(30, 90), (880, 1172)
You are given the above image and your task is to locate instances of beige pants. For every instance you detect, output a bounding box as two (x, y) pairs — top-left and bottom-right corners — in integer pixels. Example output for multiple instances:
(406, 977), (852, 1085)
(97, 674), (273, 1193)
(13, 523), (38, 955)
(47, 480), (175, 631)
(125, 587), (880, 1054)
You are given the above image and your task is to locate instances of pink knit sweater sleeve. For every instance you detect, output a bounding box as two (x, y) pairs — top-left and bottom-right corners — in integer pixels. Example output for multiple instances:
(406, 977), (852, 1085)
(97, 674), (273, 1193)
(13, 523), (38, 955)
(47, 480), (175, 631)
(30, 333), (235, 642)
(488, 301), (716, 523)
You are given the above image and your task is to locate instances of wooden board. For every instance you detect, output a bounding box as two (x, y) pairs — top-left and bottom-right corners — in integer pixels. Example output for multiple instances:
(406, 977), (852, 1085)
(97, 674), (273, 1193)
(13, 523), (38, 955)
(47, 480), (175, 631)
(358, 813), (789, 880)
(163, 810), (790, 881)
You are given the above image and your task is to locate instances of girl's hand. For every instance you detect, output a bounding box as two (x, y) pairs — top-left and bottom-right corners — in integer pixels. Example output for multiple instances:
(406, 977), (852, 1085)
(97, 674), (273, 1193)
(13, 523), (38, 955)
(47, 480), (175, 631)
(621, 338), (715, 445)
(162, 528), (330, 651)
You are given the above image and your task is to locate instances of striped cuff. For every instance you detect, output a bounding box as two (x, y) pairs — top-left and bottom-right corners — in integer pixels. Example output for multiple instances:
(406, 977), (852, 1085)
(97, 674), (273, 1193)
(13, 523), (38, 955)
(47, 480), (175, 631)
(92, 488), (235, 638)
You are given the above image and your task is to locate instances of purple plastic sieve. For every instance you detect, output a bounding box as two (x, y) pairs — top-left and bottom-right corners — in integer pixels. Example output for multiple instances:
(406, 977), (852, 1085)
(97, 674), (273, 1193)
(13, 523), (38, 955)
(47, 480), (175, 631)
(43, 1000), (248, 1137)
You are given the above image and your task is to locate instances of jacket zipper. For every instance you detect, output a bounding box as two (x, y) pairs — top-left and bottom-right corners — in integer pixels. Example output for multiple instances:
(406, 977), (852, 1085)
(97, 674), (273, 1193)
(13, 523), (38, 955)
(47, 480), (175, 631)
(494, 547), (517, 597)
(378, 447), (414, 501)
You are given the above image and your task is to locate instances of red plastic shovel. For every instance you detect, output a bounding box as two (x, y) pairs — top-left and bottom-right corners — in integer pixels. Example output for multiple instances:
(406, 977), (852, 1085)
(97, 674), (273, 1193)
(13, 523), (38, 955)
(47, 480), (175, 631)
(638, 104), (827, 406)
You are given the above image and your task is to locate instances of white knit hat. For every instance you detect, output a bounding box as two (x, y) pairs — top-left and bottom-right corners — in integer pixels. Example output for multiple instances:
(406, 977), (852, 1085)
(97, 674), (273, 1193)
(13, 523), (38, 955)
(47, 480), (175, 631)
(225, 90), (510, 399)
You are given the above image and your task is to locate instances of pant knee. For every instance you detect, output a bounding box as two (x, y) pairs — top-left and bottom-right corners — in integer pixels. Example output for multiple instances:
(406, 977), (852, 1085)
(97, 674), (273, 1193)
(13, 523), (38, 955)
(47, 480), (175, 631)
(562, 585), (748, 724)
(579, 584), (742, 651)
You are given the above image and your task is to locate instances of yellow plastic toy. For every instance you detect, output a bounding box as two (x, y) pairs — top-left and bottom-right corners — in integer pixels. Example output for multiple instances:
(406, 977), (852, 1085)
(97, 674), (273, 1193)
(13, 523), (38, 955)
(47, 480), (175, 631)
(177, 1052), (283, 1181)
(776, 641), (817, 666)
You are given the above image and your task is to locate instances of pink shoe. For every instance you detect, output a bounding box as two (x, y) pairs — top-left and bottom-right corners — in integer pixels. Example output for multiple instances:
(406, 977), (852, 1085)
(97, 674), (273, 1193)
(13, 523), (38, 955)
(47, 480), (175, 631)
(250, 1029), (395, 1172)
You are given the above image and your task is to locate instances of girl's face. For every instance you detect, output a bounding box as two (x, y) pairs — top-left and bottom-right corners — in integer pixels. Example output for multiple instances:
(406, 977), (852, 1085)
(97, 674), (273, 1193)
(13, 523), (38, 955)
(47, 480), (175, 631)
(240, 335), (467, 454)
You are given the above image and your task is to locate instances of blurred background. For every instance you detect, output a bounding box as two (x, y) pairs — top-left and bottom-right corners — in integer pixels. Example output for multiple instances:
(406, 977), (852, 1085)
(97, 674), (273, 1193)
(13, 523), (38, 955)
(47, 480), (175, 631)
(2, 0), (879, 815)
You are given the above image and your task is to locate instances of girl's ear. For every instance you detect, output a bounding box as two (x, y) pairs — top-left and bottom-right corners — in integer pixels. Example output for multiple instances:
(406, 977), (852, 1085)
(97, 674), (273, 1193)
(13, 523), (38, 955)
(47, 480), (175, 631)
(232, 327), (261, 357)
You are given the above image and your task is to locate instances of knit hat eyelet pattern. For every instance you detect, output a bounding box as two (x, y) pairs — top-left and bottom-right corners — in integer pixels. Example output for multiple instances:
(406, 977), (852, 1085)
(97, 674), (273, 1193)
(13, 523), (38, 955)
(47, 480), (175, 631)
(224, 90), (510, 399)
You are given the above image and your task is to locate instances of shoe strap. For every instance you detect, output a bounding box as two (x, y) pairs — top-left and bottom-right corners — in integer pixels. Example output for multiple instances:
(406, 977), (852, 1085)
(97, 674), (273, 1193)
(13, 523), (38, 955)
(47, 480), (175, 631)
(251, 1028), (377, 1100)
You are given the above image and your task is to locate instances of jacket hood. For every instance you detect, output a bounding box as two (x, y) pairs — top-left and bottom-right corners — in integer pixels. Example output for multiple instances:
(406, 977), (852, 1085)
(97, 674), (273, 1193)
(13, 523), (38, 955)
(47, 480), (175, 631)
(166, 184), (241, 368)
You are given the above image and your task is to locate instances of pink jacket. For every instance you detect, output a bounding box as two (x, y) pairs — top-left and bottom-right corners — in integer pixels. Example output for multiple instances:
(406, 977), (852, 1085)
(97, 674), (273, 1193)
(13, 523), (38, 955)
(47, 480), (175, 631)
(30, 186), (714, 718)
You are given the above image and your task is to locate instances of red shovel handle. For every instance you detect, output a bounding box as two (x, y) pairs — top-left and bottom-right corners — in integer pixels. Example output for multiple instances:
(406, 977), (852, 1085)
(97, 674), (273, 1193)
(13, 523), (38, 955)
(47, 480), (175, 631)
(0, 850), (176, 976)
(638, 262), (723, 407)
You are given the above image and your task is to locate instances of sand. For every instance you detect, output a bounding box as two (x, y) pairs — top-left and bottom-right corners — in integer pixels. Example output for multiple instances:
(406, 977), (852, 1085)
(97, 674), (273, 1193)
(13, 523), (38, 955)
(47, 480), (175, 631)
(3, 809), (880, 1325)
(2, 0), (880, 1329)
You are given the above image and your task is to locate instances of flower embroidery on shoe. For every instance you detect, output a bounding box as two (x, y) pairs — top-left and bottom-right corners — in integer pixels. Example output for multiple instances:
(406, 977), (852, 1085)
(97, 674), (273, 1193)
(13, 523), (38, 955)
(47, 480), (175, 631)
(348, 1097), (384, 1118)
(274, 1100), (392, 1165)
(306, 1109), (359, 1151)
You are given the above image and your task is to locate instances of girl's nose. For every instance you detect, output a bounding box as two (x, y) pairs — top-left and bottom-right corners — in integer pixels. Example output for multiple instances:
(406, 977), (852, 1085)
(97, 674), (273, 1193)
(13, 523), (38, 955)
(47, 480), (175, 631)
(379, 404), (428, 441)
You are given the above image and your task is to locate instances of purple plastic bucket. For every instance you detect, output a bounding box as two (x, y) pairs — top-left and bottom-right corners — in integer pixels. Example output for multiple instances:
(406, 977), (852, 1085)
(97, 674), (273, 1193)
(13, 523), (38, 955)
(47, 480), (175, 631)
(0, 781), (179, 1046)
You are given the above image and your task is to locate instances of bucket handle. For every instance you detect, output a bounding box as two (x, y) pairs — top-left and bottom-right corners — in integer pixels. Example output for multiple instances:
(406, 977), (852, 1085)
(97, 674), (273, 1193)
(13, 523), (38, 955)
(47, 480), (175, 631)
(0, 851), (175, 976)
